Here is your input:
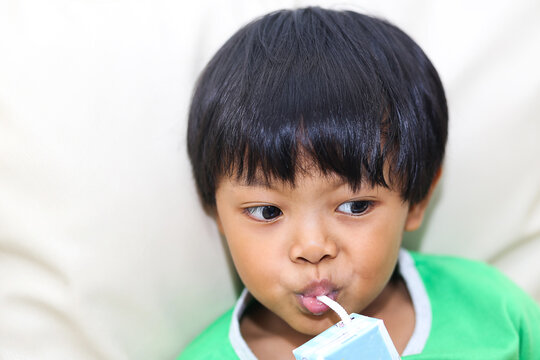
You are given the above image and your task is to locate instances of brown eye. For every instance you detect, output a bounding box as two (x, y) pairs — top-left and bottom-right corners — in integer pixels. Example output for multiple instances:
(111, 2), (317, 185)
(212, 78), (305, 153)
(337, 201), (372, 216)
(246, 205), (283, 221)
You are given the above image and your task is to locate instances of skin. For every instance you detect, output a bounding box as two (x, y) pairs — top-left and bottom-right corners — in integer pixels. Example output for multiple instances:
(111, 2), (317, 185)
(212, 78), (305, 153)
(214, 168), (438, 359)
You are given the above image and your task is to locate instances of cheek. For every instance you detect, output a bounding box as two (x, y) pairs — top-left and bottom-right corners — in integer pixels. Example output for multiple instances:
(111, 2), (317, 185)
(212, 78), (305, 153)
(225, 227), (285, 294)
(344, 214), (405, 278)
(348, 218), (403, 251)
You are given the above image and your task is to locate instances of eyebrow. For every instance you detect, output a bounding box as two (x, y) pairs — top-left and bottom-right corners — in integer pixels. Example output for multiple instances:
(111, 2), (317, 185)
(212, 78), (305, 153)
(234, 176), (277, 190)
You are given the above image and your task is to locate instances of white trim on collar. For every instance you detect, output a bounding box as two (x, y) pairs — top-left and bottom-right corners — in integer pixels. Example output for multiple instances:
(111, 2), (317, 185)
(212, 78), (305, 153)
(229, 288), (258, 360)
(229, 249), (431, 359)
(399, 249), (432, 356)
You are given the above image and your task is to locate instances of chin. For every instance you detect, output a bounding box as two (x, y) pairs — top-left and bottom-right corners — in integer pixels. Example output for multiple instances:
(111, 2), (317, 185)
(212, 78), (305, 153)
(290, 314), (336, 336)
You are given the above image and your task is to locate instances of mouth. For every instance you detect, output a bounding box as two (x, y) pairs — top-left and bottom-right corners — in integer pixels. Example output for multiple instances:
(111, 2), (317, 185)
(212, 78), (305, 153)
(296, 279), (339, 315)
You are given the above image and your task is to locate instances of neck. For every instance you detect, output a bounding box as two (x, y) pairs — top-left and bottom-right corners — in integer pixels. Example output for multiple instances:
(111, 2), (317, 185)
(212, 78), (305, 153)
(240, 301), (310, 359)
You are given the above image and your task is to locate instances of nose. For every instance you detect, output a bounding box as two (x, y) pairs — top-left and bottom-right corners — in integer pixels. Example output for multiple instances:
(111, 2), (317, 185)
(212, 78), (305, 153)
(288, 217), (338, 264)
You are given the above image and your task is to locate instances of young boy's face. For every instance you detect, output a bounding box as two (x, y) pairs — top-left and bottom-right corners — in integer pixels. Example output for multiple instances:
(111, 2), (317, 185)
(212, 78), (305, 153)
(215, 168), (429, 336)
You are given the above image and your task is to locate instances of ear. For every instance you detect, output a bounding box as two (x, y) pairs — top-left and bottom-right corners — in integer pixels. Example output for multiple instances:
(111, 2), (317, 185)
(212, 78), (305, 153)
(405, 167), (442, 231)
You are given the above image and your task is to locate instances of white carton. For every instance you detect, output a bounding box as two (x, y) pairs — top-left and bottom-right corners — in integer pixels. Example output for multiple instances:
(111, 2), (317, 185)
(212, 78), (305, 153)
(292, 313), (400, 360)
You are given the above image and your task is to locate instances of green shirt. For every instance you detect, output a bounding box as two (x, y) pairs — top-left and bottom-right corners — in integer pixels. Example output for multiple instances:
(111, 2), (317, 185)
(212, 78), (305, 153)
(178, 251), (540, 359)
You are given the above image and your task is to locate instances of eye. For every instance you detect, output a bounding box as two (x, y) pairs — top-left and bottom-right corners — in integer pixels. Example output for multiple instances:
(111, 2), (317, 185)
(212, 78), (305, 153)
(245, 205), (283, 222)
(336, 200), (372, 216)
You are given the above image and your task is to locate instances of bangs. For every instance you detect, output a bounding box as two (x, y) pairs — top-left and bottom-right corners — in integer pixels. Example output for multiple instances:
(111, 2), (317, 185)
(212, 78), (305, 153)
(221, 111), (392, 193)
(188, 7), (447, 208)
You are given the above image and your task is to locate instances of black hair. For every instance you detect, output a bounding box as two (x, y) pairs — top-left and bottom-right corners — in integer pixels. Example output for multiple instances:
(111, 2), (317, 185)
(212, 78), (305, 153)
(187, 7), (447, 209)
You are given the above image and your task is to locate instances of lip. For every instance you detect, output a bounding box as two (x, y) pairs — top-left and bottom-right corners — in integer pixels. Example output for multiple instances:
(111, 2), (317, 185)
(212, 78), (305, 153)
(296, 279), (339, 315)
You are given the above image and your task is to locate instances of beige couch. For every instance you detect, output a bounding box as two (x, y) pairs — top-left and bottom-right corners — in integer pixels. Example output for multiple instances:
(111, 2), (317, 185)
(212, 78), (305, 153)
(1, 1), (538, 359)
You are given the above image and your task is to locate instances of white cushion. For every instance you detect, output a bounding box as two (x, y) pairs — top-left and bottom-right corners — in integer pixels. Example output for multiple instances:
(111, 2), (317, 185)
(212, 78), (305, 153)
(1, 1), (538, 359)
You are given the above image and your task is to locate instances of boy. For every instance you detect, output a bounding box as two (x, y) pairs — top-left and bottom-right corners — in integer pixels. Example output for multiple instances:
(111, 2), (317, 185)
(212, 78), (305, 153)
(180, 7), (540, 359)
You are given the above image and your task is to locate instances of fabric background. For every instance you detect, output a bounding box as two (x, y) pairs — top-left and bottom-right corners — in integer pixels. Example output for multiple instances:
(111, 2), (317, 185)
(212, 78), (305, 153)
(1, 0), (539, 359)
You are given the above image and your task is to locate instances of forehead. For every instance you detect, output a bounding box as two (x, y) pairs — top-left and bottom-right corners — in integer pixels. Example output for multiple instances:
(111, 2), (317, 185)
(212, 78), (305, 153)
(233, 172), (344, 189)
